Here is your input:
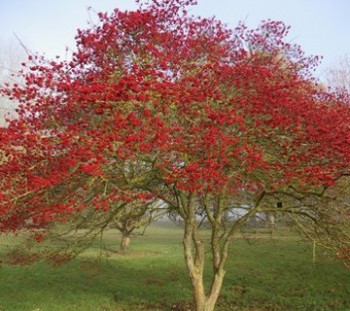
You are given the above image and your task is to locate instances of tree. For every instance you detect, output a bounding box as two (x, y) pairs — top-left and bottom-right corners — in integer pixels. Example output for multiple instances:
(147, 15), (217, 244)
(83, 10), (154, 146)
(1, 1), (350, 310)
(0, 39), (25, 125)
(113, 199), (162, 253)
(327, 54), (350, 92)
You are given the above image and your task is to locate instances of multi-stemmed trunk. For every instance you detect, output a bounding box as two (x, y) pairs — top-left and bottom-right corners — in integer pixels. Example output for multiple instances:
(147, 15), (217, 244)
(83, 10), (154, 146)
(183, 217), (226, 311)
(180, 194), (228, 311)
(180, 191), (260, 311)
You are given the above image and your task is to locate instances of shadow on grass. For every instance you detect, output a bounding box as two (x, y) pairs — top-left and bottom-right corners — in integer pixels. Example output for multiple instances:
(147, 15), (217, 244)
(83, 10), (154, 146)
(0, 254), (192, 311)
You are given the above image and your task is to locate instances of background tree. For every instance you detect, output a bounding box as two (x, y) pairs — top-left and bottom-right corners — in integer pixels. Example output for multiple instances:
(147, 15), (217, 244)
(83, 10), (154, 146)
(1, 1), (350, 310)
(0, 39), (26, 125)
(112, 199), (164, 253)
(327, 54), (350, 92)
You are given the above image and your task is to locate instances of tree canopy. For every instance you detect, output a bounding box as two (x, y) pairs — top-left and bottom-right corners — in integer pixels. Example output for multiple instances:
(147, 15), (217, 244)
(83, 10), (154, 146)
(1, 1), (350, 310)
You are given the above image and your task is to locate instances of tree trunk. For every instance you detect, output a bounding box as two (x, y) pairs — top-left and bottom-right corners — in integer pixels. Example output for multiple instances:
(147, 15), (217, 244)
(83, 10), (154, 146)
(190, 272), (207, 311)
(183, 221), (225, 311)
(119, 232), (130, 253)
(185, 259), (225, 311)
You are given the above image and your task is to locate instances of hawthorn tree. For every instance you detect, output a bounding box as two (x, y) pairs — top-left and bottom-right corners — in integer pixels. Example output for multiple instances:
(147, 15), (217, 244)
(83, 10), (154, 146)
(1, 1), (350, 310)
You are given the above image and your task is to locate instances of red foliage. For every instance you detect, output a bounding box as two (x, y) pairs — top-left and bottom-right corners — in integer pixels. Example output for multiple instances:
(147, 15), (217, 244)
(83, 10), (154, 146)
(5, 249), (40, 266)
(47, 252), (74, 267)
(337, 248), (350, 269)
(1, 0), (350, 231)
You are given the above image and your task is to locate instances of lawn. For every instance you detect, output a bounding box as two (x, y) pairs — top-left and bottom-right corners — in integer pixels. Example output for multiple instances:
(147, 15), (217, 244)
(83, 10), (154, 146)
(0, 224), (349, 311)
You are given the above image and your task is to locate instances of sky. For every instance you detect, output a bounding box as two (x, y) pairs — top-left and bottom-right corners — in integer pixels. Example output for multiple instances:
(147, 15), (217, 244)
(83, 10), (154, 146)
(1, 0), (350, 80)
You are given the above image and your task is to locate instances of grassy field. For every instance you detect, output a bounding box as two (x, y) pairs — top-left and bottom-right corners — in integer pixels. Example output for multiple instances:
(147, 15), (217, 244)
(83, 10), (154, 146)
(0, 225), (349, 311)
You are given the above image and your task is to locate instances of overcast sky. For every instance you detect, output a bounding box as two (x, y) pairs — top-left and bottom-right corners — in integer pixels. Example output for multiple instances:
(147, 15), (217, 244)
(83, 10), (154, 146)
(1, 0), (350, 80)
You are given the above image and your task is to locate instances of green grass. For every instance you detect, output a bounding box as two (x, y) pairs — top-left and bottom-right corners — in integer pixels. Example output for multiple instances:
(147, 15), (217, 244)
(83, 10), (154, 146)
(0, 225), (349, 311)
